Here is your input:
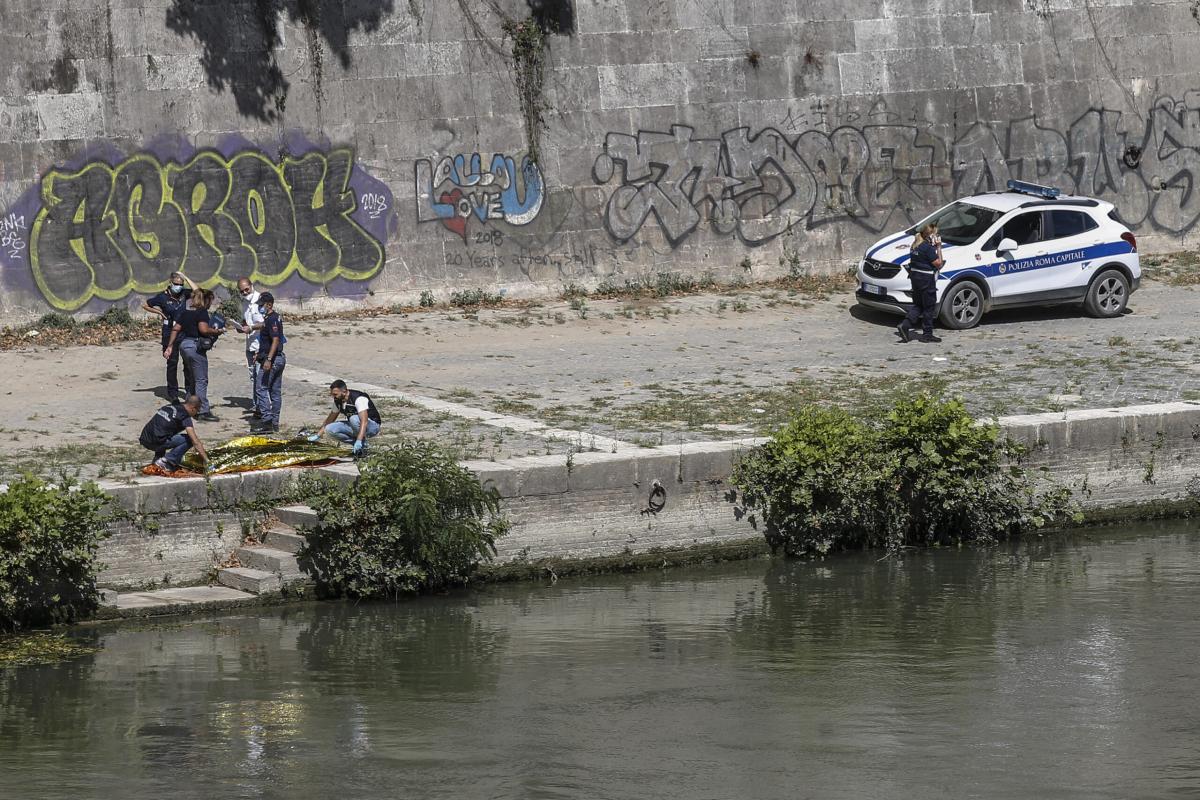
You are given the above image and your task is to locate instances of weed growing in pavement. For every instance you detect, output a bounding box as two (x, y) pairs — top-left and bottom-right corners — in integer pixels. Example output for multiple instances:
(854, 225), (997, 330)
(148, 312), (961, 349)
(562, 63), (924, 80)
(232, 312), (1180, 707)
(450, 288), (504, 308)
(1143, 251), (1200, 286)
(593, 271), (720, 299)
(1, 306), (156, 350)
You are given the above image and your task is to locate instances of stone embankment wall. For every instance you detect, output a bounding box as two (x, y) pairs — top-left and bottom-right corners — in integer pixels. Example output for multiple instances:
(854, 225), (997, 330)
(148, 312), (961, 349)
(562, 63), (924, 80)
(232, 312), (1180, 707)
(2, 0), (1200, 322)
(94, 403), (1200, 590)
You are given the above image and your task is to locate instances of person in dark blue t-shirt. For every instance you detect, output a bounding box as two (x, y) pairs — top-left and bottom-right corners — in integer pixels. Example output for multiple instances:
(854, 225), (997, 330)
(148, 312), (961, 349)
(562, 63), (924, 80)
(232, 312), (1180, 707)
(164, 289), (225, 422)
(138, 395), (210, 472)
(252, 292), (287, 433)
(142, 272), (197, 399)
(897, 223), (944, 344)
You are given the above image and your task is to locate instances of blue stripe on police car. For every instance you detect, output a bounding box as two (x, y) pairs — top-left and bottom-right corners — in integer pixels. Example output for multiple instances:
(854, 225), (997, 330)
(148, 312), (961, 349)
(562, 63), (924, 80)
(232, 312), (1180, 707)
(941, 240), (1131, 281)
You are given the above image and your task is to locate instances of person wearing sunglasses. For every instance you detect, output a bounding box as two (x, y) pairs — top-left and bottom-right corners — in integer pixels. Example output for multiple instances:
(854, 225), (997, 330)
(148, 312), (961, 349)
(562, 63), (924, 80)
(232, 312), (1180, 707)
(233, 278), (265, 419)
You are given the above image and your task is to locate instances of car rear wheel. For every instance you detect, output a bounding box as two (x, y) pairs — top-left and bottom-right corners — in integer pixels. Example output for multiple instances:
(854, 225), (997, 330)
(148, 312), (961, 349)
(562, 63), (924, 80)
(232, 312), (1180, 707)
(938, 281), (985, 330)
(1084, 269), (1130, 318)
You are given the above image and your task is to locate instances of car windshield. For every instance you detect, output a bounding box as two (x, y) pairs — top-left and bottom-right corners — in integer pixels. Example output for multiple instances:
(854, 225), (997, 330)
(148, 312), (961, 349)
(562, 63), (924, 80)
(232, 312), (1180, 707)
(908, 202), (1004, 245)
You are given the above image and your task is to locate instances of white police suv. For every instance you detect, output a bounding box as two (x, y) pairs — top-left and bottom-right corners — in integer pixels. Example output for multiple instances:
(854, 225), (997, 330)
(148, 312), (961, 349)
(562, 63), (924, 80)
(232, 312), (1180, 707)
(855, 181), (1141, 329)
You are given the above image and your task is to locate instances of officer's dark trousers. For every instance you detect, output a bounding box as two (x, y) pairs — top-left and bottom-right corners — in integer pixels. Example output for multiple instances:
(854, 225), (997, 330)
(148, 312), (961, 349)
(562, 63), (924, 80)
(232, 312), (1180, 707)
(162, 329), (193, 398)
(179, 339), (210, 414)
(905, 271), (937, 335)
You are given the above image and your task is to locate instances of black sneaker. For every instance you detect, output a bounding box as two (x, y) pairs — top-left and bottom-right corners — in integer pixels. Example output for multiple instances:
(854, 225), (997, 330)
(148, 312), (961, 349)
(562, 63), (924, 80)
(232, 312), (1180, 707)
(271, 423), (280, 433)
(896, 322), (911, 343)
(196, 412), (220, 422)
(249, 421), (273, 433)
(918, 333), (943, 343)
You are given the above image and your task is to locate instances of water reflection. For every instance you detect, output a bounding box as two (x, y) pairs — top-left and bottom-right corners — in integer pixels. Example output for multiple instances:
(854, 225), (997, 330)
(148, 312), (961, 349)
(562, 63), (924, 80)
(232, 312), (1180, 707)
(0, 522), (1198, 799)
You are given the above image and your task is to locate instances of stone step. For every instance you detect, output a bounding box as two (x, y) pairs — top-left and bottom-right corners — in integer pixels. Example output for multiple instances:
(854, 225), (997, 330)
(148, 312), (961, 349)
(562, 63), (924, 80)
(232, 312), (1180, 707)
(263, 524), (305, 554)
(236, 545), (302, 577)
(217, 567), (282, 594)
(114, 585), (256, 611)
(274, 503), (319, 529)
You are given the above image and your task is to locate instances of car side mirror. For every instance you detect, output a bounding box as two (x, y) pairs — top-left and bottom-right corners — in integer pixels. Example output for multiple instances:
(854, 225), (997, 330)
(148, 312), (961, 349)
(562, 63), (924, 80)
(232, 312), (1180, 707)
(997, 237), (1018, 253)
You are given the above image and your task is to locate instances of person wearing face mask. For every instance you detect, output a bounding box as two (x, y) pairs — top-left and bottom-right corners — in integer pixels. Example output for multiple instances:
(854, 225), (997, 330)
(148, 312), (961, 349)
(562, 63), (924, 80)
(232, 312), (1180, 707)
(142, 272), (198, 400)
(164, 288), (226, 422)
(233, 277), (265, 419)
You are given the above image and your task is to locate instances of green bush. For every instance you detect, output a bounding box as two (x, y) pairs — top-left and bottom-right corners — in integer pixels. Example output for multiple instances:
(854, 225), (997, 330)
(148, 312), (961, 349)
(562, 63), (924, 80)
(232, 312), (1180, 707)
(733, 394), (1074, 558)
(0, 476), (112, 632)
(83, 305), (136, 328)
(215, 293), (243, 325)
(297, 441), (508, 599)
(449, 288), (503, 308)
(34, 312), (77, 330)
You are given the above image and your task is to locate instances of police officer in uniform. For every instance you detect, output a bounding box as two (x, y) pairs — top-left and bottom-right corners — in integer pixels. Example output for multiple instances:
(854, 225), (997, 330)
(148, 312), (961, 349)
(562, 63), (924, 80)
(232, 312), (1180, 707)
(308, 379), (382, 457)
(142, 272), (198, 399)
(897, 223), (944, 344)
(164, 288), (225, 421)
(139, 394), (210, 472)
(251, 292), (286, 433)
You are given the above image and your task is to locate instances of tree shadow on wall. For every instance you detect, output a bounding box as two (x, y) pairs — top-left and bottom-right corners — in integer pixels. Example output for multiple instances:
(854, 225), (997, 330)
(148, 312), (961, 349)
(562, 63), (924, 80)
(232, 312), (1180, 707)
(165, 0), (395, 121)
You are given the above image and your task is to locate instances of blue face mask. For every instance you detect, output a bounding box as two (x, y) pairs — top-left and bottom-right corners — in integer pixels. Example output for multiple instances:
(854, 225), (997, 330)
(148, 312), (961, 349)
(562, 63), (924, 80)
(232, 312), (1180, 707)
(169, 284), (184, 295)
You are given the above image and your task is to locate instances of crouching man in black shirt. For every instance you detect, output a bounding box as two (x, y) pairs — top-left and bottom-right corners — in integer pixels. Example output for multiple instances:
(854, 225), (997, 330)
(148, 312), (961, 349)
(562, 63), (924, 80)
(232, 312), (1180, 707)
(139, 395), (210, 472)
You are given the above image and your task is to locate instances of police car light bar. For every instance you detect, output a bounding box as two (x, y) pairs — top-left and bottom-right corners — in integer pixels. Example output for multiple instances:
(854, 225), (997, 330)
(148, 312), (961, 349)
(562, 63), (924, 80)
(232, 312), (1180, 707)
(1006, 179), (1060, 199)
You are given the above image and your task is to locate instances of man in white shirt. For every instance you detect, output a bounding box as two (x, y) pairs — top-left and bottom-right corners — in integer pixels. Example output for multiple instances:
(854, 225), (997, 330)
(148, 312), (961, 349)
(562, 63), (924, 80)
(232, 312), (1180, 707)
(233, 278), (265, 418)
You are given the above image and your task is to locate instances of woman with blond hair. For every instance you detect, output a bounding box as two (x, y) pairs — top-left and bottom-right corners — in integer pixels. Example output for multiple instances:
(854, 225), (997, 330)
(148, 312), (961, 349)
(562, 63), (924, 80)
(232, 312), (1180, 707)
(897, 223), (944, 343)
(164, 288), (226, 421)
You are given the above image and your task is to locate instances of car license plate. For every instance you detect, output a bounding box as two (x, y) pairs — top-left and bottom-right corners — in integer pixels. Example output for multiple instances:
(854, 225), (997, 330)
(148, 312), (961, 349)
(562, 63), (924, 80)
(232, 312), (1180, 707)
(862, 282), (885, 295)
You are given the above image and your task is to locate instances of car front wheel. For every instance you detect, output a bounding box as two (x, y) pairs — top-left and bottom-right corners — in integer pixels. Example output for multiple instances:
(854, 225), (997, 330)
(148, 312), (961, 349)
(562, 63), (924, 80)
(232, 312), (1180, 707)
(938, 281), (985, 330)
(1084, 269), (1130, 318)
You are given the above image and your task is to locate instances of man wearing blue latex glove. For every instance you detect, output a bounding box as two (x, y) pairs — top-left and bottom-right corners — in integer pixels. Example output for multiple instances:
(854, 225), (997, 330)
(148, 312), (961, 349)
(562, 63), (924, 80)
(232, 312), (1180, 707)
(306, 433), (321, 443)
(309, 379), (382, 458)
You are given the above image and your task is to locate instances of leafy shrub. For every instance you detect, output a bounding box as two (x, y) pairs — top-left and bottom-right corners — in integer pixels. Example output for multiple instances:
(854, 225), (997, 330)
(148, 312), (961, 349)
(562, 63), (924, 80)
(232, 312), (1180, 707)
(733, 394), (1074, 558)
(215, 293), (243, 325)
(298, 440), (508, 599)
(0, 476), (112, 632)
(84, 305), (136, 328)
(449, 288), (503, 308)
(34, 312), (77, 330)
(418, 290), (436, 307)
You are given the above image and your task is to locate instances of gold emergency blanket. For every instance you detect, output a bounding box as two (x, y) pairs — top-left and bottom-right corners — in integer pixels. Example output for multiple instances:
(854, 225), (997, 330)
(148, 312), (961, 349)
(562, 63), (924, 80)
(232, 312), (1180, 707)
(182, 435), (346, 475)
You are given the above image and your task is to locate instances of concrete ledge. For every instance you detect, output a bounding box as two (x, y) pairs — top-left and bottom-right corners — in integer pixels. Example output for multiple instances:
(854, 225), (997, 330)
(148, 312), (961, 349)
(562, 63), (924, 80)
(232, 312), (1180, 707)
(92, 403), (1200, 591)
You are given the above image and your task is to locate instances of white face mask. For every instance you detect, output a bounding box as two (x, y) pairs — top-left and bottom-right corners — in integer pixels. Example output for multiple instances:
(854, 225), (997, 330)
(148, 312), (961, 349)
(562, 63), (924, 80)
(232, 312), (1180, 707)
(169, 284), (184, 295)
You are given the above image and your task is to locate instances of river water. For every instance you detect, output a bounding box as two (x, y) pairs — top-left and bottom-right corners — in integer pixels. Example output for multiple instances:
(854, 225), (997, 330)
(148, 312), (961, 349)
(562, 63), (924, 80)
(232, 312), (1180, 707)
(3, 521), (1200, 799)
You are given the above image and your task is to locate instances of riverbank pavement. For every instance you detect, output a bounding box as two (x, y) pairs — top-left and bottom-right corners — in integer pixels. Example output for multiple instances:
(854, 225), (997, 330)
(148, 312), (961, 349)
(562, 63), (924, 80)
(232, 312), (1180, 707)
(1, 279), (1200, 481)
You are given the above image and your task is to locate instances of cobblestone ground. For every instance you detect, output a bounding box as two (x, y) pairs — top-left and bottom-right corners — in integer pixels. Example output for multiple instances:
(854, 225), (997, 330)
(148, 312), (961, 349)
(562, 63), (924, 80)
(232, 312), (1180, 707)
(1, 278), (1196, 480)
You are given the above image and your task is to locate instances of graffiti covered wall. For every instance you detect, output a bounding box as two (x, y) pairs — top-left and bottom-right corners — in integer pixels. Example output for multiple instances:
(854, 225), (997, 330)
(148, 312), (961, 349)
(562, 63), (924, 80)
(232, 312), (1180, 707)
(1, 0), (1199, 319)
(591, 98), (1200, 251)
(0, 136), (393, 312)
